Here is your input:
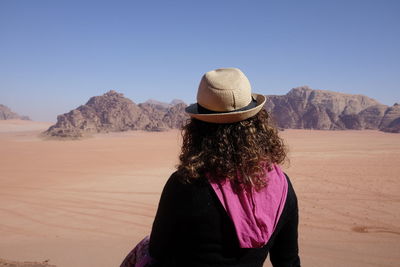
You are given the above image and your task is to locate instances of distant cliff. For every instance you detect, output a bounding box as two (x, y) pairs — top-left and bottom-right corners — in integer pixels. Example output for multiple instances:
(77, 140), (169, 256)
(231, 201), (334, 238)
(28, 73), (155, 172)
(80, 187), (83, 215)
(0, 104), (30, 120)
(43, 90), (188, 138)
(379, 103), (400, 133)
(264, 86), (396, 131)
(43, 87), (400, 138)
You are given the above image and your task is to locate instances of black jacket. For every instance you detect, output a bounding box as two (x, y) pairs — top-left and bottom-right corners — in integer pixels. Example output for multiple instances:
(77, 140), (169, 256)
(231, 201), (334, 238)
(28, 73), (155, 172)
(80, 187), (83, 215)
(149, 172), (300, 267)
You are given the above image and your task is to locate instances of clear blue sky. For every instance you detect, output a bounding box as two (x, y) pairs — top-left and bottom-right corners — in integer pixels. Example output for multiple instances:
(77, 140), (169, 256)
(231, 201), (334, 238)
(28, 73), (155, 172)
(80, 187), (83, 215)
(1, 0), (399, 122)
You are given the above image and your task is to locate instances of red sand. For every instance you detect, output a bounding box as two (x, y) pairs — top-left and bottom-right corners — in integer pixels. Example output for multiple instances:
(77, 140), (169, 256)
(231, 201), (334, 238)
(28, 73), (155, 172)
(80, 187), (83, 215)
(0, 120), (399, 267)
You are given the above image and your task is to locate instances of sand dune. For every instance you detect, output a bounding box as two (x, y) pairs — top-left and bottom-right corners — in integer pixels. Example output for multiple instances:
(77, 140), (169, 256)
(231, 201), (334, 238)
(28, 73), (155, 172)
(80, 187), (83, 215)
(0, 121), (399, 266)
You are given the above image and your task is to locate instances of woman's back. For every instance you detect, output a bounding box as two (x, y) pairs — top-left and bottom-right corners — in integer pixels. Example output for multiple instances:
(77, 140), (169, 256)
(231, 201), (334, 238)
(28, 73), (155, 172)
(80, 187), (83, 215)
(149, 169), (300, 267)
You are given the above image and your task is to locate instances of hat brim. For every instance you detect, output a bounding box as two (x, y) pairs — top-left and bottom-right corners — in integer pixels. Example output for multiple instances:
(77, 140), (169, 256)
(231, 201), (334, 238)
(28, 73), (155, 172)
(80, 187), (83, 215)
(185, 93), (266, 124)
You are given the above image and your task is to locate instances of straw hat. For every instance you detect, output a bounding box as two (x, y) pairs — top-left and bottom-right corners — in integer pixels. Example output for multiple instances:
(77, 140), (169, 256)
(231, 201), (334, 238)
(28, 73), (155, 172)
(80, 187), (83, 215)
(185, 68), (266, 123)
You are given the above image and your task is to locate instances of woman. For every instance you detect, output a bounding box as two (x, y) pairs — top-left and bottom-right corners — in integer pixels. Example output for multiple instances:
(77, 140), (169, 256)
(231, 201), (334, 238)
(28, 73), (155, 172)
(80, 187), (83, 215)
(124, 68), (300, 267)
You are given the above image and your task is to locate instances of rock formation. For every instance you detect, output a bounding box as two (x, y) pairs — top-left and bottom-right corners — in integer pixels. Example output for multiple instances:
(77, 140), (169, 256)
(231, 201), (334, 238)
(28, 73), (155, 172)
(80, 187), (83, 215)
(264, 86), (399, 132)
(163, 102), (189, 129)
(0, 104), (30, 120)
(44, 90), (188, 138)
(44, 87), (400, 138)
(379, 103), (400, 133)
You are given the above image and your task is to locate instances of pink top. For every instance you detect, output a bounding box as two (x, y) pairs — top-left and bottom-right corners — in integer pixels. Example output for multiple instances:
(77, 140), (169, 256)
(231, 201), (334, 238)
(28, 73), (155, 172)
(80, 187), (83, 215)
(209, 164), (288, 248)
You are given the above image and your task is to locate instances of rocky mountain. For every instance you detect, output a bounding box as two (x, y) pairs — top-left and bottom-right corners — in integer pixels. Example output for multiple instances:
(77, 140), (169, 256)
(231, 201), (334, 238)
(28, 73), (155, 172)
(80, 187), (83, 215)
(43, 90), (188, 138)
(0, 104), (30, 120)
(379, 103), (400, 133)
(265, 86), (399, 133)
(144, 99), (185, 109)
(44, 87), (400, 138)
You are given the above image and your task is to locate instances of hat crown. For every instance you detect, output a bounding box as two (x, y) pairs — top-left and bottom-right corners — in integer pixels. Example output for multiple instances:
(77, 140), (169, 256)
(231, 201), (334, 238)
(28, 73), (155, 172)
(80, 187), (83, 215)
(197, 68), (252, 112)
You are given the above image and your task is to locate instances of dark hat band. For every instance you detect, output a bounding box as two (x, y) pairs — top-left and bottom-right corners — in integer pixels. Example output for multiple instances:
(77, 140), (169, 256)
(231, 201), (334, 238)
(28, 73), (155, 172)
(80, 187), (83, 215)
(197, 98), (258, 115)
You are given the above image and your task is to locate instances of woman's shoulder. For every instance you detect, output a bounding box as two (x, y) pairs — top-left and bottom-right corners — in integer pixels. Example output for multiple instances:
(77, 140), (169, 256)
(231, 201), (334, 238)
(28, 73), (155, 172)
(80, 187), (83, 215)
(162, 171), (208, 195)
(164, 171), (192, 188)
(279, 171), (298, 211)
(164, 171), (182, 187)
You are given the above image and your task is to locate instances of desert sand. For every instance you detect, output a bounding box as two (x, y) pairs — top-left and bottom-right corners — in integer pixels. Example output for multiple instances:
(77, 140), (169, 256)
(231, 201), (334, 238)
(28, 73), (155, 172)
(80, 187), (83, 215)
(0, 120), (399, 267)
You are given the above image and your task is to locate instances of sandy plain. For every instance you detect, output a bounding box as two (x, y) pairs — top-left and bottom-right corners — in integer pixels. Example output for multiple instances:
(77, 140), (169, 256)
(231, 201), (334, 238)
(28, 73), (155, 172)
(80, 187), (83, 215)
(0, 119), (399, 267)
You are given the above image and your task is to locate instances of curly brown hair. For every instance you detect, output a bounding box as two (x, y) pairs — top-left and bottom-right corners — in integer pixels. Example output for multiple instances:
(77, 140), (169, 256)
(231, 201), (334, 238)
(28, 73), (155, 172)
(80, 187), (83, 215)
(176, 109), (287, 190)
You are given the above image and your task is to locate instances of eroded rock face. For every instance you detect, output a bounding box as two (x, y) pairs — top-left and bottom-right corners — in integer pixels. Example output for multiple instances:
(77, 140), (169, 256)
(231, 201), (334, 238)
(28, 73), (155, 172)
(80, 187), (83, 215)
(163, 103), (189, 129)
(44, 87), (400, 138)
(380, 103), (400, 133)
(0, 104), (30, 120)
(44, 90), (188, 138)
(357, 104), (389, 130)
(265, 86), (391, 130)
